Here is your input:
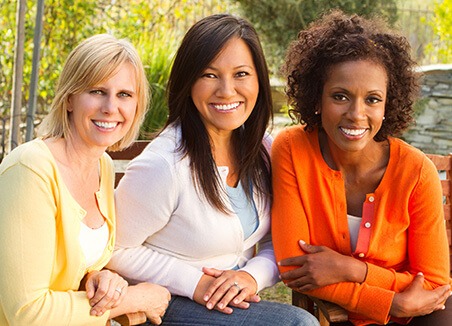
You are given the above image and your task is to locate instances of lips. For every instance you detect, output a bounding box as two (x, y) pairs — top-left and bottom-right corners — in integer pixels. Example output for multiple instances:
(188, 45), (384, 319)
(93, 121), (118, 130)
(212, 102), (241, 111)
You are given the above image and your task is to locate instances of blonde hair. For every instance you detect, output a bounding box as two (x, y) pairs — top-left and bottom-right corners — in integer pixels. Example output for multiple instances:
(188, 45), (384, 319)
(40, 34), (149, 151)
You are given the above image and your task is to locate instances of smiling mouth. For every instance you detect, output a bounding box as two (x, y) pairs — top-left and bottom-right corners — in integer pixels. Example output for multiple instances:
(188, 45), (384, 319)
(93, 121), (118, 130)
(340, 127), (367, 136)
(212, 102), (241, 111)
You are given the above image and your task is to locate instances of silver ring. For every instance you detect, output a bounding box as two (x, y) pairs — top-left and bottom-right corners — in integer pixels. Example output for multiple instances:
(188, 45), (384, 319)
(115, 287), (122, 295)
(232, 281), (240, 291)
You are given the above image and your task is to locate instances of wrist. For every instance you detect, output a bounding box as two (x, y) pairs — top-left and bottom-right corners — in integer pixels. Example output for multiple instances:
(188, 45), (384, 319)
(345, 257), (368, 283)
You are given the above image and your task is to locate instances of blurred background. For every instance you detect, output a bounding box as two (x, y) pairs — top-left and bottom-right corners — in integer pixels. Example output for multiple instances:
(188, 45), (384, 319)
(1, 0), (451, 160)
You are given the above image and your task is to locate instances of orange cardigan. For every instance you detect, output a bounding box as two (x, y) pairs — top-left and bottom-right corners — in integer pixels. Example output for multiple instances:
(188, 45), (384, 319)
(271, 126), (450, 325)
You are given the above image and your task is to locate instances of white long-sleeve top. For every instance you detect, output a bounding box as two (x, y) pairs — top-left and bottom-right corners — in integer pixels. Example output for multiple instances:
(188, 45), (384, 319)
(107, 124), (279, 299)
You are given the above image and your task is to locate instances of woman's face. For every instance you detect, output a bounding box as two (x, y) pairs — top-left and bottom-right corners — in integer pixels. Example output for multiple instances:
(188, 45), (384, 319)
(67, 62), (137, 150)
(191, 37), (259, 138)
(319, 60), (387, 154)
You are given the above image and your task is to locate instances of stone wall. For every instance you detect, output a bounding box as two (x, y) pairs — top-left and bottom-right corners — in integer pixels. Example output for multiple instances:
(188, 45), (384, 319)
(403, 64), (452, 155)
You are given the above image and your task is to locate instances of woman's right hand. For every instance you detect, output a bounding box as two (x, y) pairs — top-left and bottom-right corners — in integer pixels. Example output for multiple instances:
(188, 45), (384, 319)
(390, 272), (451, 318)
(110, 282), (171, 325)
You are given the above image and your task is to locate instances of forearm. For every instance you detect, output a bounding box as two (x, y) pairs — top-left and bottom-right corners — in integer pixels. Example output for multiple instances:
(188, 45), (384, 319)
(108, 246), (203, 299)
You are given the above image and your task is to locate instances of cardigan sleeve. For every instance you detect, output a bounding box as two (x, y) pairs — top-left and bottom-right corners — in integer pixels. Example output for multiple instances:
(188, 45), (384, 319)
(0, 163), (109, 326)
(107, 150), (204, 299)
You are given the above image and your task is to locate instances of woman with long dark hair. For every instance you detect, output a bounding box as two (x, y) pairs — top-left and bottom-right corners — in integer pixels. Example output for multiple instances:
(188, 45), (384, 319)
(107, 14), (319, 326)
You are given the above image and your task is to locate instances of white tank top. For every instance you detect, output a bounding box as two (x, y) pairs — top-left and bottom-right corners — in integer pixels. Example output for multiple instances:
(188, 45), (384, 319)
(79, 222), (109, 267)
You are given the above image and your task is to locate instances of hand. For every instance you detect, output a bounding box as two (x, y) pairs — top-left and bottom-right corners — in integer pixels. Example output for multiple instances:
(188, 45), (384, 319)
(203, 267), (260, 311)
(279, 240), (367, 292)
(390, 272), (451, 318)
(84, 270), (128, 316)
(110, 282), (171, 325)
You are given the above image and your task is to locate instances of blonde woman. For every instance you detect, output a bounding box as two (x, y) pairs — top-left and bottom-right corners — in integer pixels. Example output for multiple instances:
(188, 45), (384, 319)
(0, 34), (170, 326)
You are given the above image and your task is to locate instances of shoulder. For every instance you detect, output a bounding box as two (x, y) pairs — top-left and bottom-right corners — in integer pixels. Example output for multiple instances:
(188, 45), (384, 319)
(273, 125), (316, 153)
(388, 137), (438, 182)
(0, 139), (55, 176)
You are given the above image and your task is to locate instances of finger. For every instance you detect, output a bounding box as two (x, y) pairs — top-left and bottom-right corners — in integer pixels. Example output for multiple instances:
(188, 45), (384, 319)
(298, 240), (322, 254)
(280, 266), (306, 281)
(202, 267), (224, 278)
(216, 284), (244, 310)
(84, 275), (97, 300)
(89, 276), (111, 307)
(214, 305), (233, 314)
(246, 293), (261, 303)
(278, 256), (306, 267)
(203, 277), (228, 304)
(147, 315), (163, 325)
(111, 281), (128, 308)
(206, 280), (238, 310)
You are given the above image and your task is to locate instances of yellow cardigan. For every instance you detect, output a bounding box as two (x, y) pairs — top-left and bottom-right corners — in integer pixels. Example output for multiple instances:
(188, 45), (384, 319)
(272, 126), (451, 325)
(0, 139), (116, 325)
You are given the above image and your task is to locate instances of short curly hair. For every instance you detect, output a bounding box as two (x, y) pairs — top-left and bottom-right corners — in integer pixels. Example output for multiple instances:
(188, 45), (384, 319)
(282, 10), (420, 141)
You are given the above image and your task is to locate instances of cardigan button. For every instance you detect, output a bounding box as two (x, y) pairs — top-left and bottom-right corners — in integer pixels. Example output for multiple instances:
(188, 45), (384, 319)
(368, 196), (375, 202)
(364, 222), (371, 228)
(358, 253), (365, 258)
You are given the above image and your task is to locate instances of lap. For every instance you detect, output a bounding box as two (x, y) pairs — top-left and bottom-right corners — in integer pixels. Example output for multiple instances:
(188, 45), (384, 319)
(156, 295), (319, 326)
(331, 295), (452, 326)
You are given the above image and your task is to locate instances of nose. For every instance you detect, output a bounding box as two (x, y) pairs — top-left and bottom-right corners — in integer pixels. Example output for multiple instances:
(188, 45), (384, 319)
(215, 77), (237, 98)
(347, 99), (366, 121)
(102, 95), (119, 114)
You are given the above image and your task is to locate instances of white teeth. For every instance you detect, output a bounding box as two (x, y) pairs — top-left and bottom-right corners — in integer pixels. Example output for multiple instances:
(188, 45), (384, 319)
(213, 102), (240, 111)
(341, 127), (366, 136)
(94, 121), (118, 129)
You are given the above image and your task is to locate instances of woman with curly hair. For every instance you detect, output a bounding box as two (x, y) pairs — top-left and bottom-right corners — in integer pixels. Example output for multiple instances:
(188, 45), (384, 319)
(272, 10), (452, 326)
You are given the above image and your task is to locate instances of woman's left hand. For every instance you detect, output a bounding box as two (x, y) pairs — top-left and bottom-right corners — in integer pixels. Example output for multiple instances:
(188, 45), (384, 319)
(279, 240), (367, 292)
(84, 269), (129, 316)
(201, 267), (260, 311)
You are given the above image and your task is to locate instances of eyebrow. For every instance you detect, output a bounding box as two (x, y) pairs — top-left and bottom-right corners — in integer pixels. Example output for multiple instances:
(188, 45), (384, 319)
(205, 64), (255, 71)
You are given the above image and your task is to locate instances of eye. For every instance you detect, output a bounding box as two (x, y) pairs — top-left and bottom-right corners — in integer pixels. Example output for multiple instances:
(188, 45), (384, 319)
(367, 96), (383, 105)
(201, 73), (216, 79)
(118, 91), (132, 98)
(332, 94), (348, 101)
(90, 89), (104, 95)
(235, 71), (250, 78)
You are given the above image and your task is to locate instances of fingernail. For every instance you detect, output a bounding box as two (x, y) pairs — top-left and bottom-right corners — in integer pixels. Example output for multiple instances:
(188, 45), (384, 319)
(203, 295), (209, 301)
(233, 298), (239, 304)
(417, 272), (423, 276)
(277, 261), (281, 266)
(299, 240), (306, 245)
(90, 310), (97, 316)
(218, 303), (224, 309)
(206, 303), (213, 309)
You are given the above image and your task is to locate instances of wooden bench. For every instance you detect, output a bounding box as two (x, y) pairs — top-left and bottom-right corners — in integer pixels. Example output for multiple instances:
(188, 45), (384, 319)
(292, 153), (452, 326)
(106, 140), (151, 326)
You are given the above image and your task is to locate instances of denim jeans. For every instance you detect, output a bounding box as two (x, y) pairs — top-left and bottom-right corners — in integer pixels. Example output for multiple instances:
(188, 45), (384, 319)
(149, 295), (320, 325)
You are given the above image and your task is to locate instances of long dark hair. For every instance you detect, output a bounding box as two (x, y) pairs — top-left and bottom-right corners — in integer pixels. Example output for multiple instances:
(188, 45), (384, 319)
(165, 14), (273, 213)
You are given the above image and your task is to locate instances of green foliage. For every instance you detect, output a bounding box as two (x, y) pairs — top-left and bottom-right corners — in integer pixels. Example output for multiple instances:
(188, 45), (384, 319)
(0, 0), (232, 137)
(236, 0), (398, 75)
(429, 0), (452, 63)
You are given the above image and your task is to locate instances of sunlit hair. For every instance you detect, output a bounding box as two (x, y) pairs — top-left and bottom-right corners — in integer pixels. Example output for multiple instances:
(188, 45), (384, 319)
(40, 34), (149, 151)
(165, 14), (273, 213)
(283, 10), (420, 141)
